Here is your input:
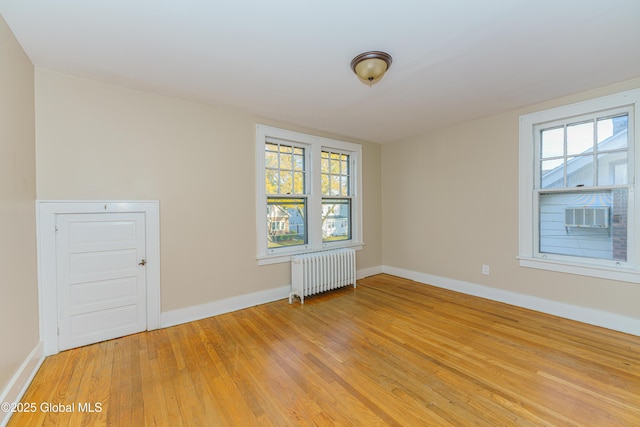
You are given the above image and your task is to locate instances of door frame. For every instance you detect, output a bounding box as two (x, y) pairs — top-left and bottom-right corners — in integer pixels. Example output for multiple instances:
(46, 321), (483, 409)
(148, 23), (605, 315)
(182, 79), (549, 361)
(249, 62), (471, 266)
(37, 200), (161, 356)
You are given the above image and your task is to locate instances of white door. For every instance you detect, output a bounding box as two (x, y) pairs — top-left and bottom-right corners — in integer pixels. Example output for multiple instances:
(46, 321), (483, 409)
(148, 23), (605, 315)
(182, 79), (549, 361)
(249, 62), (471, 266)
(56, 212), (147, 350)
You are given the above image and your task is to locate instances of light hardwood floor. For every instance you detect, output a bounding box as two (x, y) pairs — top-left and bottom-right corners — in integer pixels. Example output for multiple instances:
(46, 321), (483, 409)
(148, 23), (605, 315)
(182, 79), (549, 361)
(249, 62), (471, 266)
(8, 274), (640, 426)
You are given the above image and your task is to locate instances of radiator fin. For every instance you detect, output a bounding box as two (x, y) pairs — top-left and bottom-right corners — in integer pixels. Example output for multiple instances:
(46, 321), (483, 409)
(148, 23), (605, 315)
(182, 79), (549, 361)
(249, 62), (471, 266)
(289, 248), (356, 304)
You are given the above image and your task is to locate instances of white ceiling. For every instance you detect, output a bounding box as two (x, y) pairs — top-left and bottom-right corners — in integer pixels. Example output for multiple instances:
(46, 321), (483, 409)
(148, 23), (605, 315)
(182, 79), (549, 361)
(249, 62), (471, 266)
(1, 1), (640, 144)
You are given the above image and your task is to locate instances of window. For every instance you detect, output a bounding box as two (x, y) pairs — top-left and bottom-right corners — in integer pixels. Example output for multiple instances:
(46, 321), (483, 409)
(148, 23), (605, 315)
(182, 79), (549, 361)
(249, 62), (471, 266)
(322, 150), (352, 242)
(265, 141), (307, 249)
(519, 88), (640, 282)
(256, 125), (362, 264)
(538, 112), (629, 262)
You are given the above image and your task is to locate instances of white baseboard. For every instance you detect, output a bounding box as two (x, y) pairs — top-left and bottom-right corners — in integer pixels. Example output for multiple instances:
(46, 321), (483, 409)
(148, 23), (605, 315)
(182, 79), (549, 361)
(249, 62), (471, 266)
(0, 342), (45, 427)
(161, 285), (291, 328)
(161, 266), (379, 328)
(382, 265), (640, 336)
(357, 265), (383, 279)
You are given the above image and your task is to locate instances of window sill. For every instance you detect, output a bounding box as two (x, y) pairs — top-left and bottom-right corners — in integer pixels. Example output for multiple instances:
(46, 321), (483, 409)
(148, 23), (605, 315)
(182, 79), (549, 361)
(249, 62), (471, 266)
(518, 256), (640, 284)
(258, 243), (363, 266)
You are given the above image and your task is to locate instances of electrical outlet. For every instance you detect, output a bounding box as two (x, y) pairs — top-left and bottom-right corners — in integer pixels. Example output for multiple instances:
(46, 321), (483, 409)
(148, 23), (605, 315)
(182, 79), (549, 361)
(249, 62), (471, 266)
(482, 264), (490, 275)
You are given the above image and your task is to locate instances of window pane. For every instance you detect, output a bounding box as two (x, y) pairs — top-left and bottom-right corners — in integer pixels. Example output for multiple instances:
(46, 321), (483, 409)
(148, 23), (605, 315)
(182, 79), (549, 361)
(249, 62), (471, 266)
(596, 117), (613, 143)
(541, 127), (564, 158)
(330, 176), (340, 195)
(321, 151), (329, 173)
(280, 170), (293, 194)
(321, 173), (330, 195)
(597, 114), (628, 149)
(322, 198), (351, 242)
(321, 157), (329, 174)
(330, 155), (340, 174)
(293, 171), (305, 194)
(265, 169), (279, 194)
(341, 159), (349, 174)
(538, 115), (629, 191)
(280, 153), (293, 170)
(267, 198), (307, 248)
(539, 189), (626, 261)
(341, 176), (349, 196)
(566, 155), (594, 187)
(566, 121), (594, 155)
(265, 143), (278, 152)
(541, 158), (564, 189)
(266, 142), (305, 196)
(265, 151), (278, 168)
(322, 150), (350, 196)
(598, 152), (628, 186)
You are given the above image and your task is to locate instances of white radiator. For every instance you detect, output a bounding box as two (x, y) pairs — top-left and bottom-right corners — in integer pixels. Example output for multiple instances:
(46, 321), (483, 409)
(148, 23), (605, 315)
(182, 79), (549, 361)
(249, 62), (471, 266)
(289, 248), (356, 304)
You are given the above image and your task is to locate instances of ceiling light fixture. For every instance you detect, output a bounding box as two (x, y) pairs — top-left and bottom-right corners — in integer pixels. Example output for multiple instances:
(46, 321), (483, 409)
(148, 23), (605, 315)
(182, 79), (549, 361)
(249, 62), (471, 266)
(350, 51), (392, 85)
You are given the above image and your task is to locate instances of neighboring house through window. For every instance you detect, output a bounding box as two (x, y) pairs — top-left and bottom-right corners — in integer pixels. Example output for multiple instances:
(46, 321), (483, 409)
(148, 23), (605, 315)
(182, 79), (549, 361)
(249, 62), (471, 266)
(519, 88), (640, 282)
(256, 125), (363, 265)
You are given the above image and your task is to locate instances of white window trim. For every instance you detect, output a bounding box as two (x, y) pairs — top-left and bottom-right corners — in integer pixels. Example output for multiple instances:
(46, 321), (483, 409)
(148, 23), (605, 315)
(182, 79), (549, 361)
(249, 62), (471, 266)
(256, 125), (363, 265)
(519, 88), (640, 283)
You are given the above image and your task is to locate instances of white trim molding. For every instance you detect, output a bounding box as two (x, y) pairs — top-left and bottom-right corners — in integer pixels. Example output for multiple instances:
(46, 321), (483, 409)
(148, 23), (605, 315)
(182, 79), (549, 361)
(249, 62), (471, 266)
(36, 200), (161, 356)
(519, 88), (640, 281)
(161, 286), (290, 328)
(357, 265), (383, 280)
(161, 265), (379, 327)
(255, 124), (364, 265)
(382, 265), (640, 336)
(0, 342), (45, 427)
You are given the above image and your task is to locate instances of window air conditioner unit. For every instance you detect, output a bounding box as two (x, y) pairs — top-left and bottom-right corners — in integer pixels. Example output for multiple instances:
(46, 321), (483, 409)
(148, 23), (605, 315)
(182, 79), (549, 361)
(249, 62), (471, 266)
(564, 207), (609, 228)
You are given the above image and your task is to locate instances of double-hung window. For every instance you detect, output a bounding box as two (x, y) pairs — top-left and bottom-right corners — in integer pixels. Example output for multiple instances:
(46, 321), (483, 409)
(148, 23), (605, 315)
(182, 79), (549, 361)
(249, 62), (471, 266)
(321, 150), (352, 242)
(265, 141), (308, 249)
(256, 125), (362, 264)
(519, 88), (640, 282)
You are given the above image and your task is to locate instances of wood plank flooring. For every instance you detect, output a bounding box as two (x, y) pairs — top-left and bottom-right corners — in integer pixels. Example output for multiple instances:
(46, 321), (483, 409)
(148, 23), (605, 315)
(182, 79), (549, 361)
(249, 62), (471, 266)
(8, 274), (640, 426)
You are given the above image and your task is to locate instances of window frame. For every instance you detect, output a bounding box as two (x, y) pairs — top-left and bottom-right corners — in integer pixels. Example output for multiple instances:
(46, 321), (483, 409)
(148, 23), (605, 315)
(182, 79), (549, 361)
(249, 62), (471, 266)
(519, 88), (640, 283)
(256, 125), (363, 265)
(265, 139), (309, 250)
(321, 149), (353, 243)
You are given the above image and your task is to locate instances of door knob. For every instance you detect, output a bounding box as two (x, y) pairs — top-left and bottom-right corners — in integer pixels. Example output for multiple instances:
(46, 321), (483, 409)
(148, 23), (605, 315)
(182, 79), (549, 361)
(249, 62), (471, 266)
(138, 259), (147, 266)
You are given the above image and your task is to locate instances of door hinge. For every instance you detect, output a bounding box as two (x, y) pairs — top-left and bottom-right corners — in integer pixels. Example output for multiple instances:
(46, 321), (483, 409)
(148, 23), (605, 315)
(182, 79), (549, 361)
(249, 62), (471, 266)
(55, 225), (59, 232)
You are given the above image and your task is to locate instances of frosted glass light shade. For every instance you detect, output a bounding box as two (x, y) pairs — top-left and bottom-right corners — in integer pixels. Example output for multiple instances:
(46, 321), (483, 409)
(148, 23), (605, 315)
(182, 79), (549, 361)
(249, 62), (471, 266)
(350, 51), (392, 84)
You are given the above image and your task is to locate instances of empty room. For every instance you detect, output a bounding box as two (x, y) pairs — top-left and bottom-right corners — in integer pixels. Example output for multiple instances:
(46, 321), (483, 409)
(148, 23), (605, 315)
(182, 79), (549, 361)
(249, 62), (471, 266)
(1, 1), (640, 425)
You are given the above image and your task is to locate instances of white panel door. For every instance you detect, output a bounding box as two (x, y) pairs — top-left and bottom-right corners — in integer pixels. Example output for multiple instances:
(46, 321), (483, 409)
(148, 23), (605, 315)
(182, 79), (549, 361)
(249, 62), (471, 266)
(56, 212), (147, 350)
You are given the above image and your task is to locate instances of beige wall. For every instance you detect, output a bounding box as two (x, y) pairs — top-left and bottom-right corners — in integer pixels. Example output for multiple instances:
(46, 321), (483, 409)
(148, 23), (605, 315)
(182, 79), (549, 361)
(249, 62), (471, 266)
(35, 69), (382, 312)
(0, 16), (39, 390)
(382, 78), (640, 320)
